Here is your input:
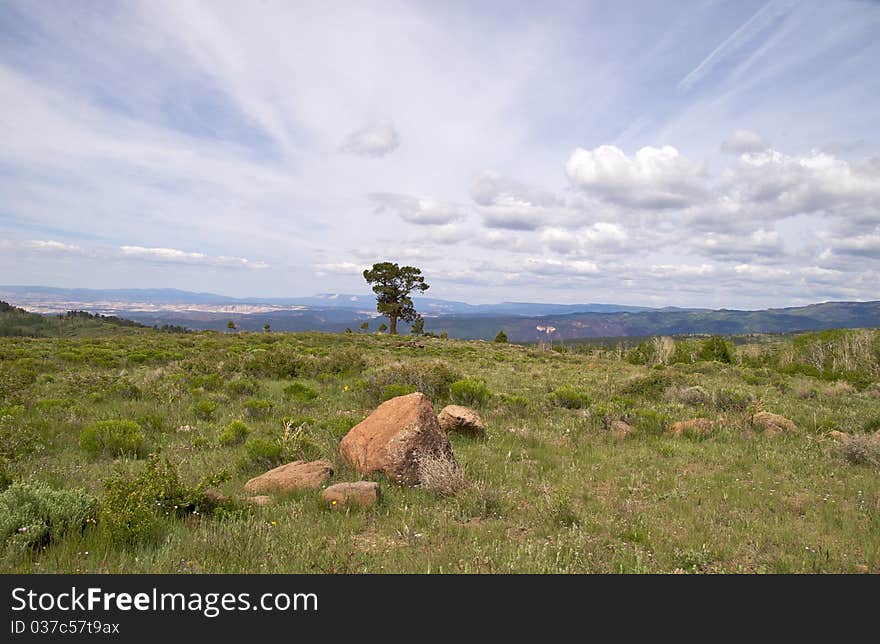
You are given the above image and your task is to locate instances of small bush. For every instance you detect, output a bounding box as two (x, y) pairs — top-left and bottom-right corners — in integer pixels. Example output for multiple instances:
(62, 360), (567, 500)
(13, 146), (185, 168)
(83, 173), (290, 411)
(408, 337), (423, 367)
(79, 420), (146, 457)
(243, 398), (274, 419)
(100, 458), (220, 546)
(862, 416), (880, 433)
(0, 481), (97, 558)
(218, 420), (250, 446)
(663, 385), (710, 406)
(192, 399), (217, 420)
(283, 382), (319, 403)
(832, 434), (880, 466)
(549, 386), (590, 409)
(699, 336), (734, 363)
(136, 413), (166, 433)
(714, 389), (754, 412)
(363, 360), (461, 403)
(226, 378), (259, 397)
(618, 372), (678, 400)
(382, 383), (417, 400)
(244, 437), (283, 468)
(498, 393), (529, 411)
(450, 378), (493, 407)
(494, 330), (508, 343)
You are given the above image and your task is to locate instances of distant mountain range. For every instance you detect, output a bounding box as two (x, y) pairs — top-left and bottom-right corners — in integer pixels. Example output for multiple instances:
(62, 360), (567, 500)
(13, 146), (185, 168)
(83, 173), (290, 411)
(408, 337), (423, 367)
(1, 285), (878, 342)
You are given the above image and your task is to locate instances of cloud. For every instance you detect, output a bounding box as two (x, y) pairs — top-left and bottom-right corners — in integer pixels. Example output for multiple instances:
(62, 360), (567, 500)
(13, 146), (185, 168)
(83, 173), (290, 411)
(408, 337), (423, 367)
(368, 192), (466, 226)
(117, 246), (269, 269)
(0, 239), (84, 254)
(339, 124), (400, 157)
(721, 129), (769, 154)
(565, 145), (707, 209)
(821, 228), (880, 258)
(471, 171), (572, 230)
(540, 223), (628, 255)
(523, 257), (599, 276)
(313, 262), (369, 275)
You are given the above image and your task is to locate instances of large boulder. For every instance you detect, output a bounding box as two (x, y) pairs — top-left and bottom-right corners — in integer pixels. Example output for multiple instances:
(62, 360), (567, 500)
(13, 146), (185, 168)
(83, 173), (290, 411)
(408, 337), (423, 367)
(752, 412), (797, 437)
(244, 460), (334, 494)
(340, 392), (454, 485)
(322, 482), (381, 508)
(437, 405), (485, 436)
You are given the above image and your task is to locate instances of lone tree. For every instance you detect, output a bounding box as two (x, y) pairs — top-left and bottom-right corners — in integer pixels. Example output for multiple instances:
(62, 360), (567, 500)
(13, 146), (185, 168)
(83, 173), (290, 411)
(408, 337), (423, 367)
(363, 262), (429, 335)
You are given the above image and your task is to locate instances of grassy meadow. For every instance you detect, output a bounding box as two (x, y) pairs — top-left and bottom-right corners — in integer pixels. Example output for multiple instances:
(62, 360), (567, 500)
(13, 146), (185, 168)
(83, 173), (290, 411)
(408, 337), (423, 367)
(2, 323), (880, 573)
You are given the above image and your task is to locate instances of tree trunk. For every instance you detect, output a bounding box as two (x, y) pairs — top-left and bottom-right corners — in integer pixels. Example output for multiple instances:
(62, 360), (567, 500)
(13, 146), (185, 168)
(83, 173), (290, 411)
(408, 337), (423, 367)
(390, 315), (398, 335)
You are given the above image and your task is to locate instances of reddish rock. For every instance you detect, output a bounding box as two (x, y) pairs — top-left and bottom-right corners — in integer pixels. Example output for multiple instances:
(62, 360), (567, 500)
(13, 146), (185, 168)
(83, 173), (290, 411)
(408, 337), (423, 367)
(752, 412), (797, 436)
(670, 418), (713, 437)
(339, 392), (454, 485)
(610, 420), (634, 439)
(244, 460), (334, 494)
(437, 405), (485, 436)
(322, 482), (381, 508)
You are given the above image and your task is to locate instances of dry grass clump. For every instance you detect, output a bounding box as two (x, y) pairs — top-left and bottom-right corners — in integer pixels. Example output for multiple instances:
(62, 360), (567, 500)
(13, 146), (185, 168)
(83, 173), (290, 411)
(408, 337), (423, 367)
(416, 451), (466, 496)
(832, 433), (880, 466)
(663, 385), (710, 406)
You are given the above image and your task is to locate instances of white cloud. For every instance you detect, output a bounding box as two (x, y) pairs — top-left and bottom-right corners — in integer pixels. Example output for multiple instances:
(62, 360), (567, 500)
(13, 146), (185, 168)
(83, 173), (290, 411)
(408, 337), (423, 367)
(368, 192), (466, 226)
(565, 145), (707, 209)
(339, 124), (400, 157)
(0, 239), (84, 254)
(721, 129), (769, 154)
(524, 257), (599, 275)
(118, 246), (269, 269)
(313, 262), (369, 275)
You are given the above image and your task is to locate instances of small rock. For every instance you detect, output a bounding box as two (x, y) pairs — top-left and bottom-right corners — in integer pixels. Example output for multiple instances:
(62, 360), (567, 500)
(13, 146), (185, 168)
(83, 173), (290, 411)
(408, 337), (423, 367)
(855, 564), (870, 574)
(203, 488), (229, 504)
(322, 482), (380, 508)
(244, 460), (334, 494)
(828, 430), (849, 442)
(610, 420), (634, 439)
(241, 495), (273, 507)
(670, 418), (713, 437)
(177, 425), (193, 433)
(752, 412), (797, 436)
(437, 405), (485, 436)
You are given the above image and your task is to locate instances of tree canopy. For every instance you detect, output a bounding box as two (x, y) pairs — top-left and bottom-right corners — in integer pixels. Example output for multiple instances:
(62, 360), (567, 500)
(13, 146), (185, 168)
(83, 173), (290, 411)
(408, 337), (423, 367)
(363, 262), (429, 335)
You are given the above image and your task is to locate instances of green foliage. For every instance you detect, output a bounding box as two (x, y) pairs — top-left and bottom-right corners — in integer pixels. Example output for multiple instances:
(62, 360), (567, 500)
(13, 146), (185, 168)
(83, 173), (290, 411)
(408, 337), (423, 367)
(242, 398), (274, 419)
(79, 420), (146, 457)
(377, 323), (388, 333)
(244, 437), (283, 467)
(494, 330), (508, 343)
(283, 381), (319, 403)
(548, 386), (590, 409)
(699, 336), (735, 363)
(0, 481), (97, 559)
(218, 420), (250, 446)
(450, 378), (492, 407)
(363, 262), (430, 335)
(100, 458), (219, 546)
(363, 360), (461, 403)
(618, 371), (678, 400)
(226, 378), (259, 397)
(863, 416), (880, 434)
(191, 399), (217, 420)
(411, 316), (425, 336)
(136, 413), (166, 434)
(382, 383), (417, 400)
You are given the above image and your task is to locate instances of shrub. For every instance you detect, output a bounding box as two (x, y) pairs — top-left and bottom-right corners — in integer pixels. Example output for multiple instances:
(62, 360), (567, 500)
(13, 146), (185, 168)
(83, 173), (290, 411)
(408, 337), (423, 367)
(498, 393), (529, 411)
(363, 360), (461, 404)
(663, 385), (710, 406)
(549, 386), (590, 409)
(226, 378), (259, 397)
(0, 481), (97, 558)
(494, 330), (508, 343)
(283, 381), (319, 403)
(79, 420), (146, 457)
(832, 433), (880, 466)
(243, 398), (274, 419)
(100, 458), (220, 546)
(382, 383), (417, 400)
(862, 416), (880, 434)
(314, 347), (366, 376)
(699, 336), (734, 363)
(618, 372), (678, 400)
(450, 378), (493, 407)
(244, 437), (284, 468)
(218, 420), (250, 446)
(192, 399), (216, 420)
(136, 413), (166, 433)
(714, 389), (754, 412)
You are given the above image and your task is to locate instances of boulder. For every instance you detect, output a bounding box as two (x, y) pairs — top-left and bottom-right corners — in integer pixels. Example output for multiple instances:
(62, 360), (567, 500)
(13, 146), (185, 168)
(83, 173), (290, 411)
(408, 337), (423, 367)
(610, 420), (634, 439)
(241, 495), (273, 507)
(322, 482), (381, 508)
(339, 392), (454, 486)
(203, 488), (229, 504)
(437, 405), (485, 436)
(670, 418), (713, 437)
(244, 460), (334, 494)
(752, 412), (797, 437)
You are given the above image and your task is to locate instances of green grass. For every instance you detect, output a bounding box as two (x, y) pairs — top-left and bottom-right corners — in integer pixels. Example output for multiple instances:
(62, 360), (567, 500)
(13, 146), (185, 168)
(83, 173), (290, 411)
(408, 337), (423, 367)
(1, 327), (879, 573)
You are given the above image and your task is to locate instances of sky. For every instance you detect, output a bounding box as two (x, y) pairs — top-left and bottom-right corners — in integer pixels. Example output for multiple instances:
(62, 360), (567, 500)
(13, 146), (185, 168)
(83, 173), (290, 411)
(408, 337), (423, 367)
(1, 0), (879, 308)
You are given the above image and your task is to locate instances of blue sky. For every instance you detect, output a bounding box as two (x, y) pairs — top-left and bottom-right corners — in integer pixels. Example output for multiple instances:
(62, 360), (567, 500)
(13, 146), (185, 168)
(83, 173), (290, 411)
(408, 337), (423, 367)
(1, 0), (878, 307)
